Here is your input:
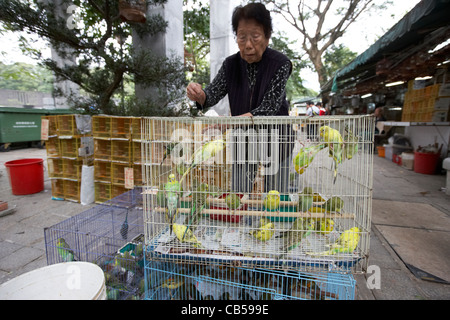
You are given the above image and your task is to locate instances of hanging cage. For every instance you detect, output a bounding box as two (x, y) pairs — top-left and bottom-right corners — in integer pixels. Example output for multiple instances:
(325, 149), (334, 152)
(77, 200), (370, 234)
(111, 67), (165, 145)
(119, 0), (147, 24)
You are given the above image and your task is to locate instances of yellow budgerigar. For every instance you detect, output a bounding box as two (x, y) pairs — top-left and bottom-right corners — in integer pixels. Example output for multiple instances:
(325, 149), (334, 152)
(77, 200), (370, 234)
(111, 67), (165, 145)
(250, 217), (275, 241)
(179, 139), (225, 184)
(319, 126), (343, 184)
(318, 218), (334, 234)
(264, 190), (280, 211)
(307, 227), (360, 256)
(172, 223), (203, 248)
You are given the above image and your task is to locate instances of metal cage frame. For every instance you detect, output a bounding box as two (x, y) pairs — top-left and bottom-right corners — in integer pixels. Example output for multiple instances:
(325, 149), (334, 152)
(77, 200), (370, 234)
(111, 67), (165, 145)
(141, 116), (374, 274)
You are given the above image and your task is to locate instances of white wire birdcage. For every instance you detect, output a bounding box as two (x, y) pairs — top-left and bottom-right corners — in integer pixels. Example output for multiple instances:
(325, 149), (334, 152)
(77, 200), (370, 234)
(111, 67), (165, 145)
(141, 116), (374, 273)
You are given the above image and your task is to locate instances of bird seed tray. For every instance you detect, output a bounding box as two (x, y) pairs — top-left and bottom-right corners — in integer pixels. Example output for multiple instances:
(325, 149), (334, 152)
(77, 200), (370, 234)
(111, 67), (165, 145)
(146, 215), (361, 270)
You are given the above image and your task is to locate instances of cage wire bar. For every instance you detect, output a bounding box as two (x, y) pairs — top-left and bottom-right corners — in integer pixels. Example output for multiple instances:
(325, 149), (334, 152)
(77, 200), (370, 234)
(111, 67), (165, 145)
(44, 188), (146, 299)
(142, 116), (374, 274)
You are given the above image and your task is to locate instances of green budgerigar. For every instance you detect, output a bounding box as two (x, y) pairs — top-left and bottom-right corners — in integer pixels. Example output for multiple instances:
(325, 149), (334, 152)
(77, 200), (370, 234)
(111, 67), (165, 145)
(56, 238), (76, 262)
(298, 187), (314, 212)
(225, 194), (241, 210)
(250, 217), (275, 241)
(160, 142), (181, 165)
(321, 196), (344, 213)
(319, 126), (343, 184)
(264, 190), (280, 211)
(185, 182), (209, 233)
(179, 139), (225, 184)
(307, 227), (361, 256)
(164, 173), (181, 234)
(293, 144), (326, 175)
(343, 125), (359, 160)
(277, 217), (316, 260)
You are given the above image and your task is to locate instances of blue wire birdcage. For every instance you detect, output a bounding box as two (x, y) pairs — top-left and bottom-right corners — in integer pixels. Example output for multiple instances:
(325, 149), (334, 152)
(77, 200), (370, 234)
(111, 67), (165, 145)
(143, 258), (356, 300)
(44, 188), (146, 299)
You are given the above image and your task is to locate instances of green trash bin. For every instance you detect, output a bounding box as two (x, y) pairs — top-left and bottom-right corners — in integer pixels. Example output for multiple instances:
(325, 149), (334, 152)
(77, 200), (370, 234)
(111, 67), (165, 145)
(0, 107), (74, 151)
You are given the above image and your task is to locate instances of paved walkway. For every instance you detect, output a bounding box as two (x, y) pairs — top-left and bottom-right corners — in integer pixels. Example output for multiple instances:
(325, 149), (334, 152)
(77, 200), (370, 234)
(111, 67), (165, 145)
(0, 148), (449, 299)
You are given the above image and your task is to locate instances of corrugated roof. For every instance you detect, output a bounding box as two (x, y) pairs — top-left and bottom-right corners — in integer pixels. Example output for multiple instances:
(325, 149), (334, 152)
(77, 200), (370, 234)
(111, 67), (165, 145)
(325, 0), (450, 94)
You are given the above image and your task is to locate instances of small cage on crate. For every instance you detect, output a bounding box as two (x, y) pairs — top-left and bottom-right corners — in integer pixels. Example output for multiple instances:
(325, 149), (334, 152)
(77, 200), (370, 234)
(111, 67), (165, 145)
(141, 116), (374, 273)
(144, 260), (355, 300)
(44, 188), (145, 299)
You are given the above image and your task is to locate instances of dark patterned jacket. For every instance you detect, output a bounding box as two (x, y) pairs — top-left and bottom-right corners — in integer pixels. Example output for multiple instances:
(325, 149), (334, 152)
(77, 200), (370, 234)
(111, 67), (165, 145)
(198, 47), (292, 116)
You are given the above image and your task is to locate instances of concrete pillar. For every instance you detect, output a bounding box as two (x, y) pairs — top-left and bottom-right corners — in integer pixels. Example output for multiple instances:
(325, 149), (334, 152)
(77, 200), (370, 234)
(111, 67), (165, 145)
(209, 0), (240, 115)
(132, 0), (183, 102)
(45, 0), (79, 109)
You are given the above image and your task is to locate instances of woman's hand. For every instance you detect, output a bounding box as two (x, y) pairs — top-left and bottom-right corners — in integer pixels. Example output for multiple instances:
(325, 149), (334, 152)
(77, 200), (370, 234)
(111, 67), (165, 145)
(237, 112), (253, 117)
(186, 82), (206, 106)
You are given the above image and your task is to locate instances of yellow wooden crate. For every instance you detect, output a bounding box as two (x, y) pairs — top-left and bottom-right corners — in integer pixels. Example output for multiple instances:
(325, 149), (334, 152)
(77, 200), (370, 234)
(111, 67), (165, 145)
(95, 182), (112, 203)
(92, 116), (112, 138)
(94, 138), (111, 161)
(111, 116), (133, 139)
(94, 160), (111, 182)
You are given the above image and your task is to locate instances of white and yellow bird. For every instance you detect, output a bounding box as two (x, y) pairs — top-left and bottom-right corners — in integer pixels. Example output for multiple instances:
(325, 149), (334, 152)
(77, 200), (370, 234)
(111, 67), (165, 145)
(179, 139), (225, 184)
(172, 223), (203, 248)
(307, 227), (360, 256)
(250, 218), (275, 241)
(264, 190), (280, 211)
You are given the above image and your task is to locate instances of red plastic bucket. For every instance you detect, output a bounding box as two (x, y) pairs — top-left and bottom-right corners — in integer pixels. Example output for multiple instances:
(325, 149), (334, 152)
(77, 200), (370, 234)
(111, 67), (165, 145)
(414, 152), (440, 175)
(4, 158), (44, 195)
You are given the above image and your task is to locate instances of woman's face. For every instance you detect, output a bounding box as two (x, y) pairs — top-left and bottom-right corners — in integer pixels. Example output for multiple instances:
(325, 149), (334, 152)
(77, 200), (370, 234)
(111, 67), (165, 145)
(236, 19), (269, 64)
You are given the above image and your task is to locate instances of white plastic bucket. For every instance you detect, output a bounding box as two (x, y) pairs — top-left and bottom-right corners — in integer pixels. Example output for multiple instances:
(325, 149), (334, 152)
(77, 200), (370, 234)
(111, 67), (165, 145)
(0, 262), (106, 300)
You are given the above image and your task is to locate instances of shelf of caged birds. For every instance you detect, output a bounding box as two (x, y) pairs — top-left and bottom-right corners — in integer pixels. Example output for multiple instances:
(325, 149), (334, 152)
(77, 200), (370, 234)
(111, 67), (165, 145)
(141, 115), (374, 273)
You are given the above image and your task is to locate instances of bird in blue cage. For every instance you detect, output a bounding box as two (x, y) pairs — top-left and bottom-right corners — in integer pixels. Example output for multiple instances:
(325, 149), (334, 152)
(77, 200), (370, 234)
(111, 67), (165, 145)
(164, 173), (181, 234)
(56, 238), (76, 262)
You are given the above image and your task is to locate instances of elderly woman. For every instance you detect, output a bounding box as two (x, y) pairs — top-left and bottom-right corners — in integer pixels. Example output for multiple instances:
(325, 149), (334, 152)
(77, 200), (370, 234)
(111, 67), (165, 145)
(186, 2), (292, 117)
(186, 3), (293, 193)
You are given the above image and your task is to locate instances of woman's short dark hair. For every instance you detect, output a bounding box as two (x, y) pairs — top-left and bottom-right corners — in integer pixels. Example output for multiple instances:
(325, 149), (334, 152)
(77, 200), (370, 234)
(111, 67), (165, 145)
(232, 3), (272, 38)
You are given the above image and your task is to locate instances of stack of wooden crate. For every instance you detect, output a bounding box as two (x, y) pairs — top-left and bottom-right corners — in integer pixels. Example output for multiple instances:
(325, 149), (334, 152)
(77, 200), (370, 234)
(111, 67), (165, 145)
(402, 83), (441, 122)
(43, 114), (94, 202)
(44, 114), (144, 204)
(93, 116), (143, 203)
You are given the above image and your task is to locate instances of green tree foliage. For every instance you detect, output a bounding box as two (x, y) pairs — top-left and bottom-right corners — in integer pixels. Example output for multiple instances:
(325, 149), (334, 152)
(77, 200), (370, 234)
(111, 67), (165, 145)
(270, 32), (316, 100)
(262, 0), (392, 87)
(0, 62), (53, 92)
(183, 0), (210, 86)
(0, 0), (188, 116)
(323, 44), (358, 81)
